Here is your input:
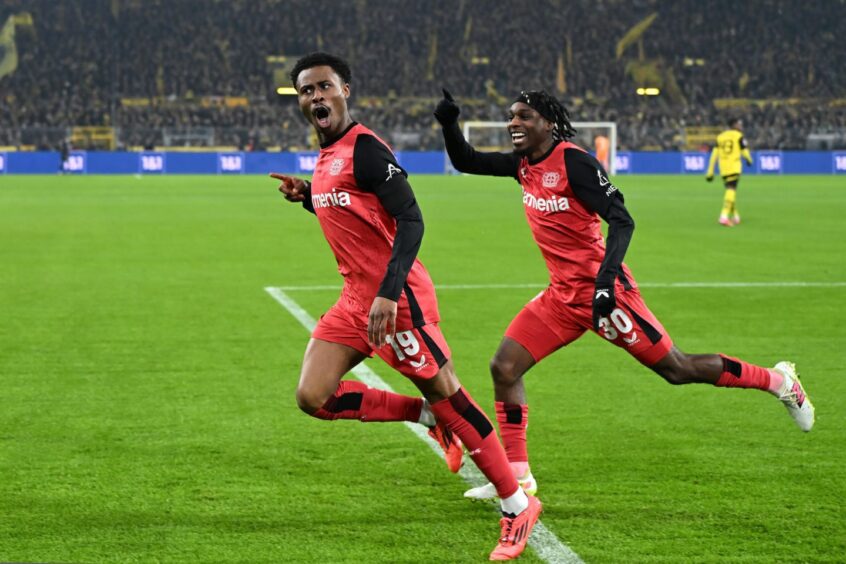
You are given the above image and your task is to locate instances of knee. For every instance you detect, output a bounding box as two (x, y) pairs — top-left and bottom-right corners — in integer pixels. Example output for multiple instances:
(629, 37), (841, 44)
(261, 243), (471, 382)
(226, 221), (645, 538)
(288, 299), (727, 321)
(295, 386), (330, 416)
(489, 354), (522, 386)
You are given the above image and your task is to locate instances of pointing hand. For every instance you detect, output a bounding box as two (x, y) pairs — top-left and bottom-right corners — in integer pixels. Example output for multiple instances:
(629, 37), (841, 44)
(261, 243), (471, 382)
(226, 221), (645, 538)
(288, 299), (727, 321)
(434, 88), (461, 126)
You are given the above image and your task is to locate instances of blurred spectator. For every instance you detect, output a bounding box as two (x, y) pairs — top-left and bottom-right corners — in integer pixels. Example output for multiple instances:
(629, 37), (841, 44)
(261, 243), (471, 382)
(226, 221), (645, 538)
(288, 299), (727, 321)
(1, 0), (844, 150)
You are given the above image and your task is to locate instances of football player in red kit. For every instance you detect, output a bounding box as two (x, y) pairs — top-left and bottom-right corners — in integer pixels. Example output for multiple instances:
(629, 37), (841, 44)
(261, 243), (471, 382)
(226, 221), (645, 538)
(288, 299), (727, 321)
(270, 53), (541, 560)
(434, 89), (815, 501)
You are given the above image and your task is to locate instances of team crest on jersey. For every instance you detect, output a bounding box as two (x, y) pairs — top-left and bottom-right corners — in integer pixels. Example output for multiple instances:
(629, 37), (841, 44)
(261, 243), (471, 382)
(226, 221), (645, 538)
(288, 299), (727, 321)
(329, 158), (345, 176)
(542, 171), (560, 188)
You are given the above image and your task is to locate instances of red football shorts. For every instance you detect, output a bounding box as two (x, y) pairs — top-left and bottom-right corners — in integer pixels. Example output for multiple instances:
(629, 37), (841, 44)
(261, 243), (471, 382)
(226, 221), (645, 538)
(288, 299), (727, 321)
(312, 302), (451, 379)
(505, 285), (673, 366)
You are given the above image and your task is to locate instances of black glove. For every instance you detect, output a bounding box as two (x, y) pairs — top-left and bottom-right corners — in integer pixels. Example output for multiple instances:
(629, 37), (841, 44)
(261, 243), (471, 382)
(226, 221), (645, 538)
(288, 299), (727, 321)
(434, 88), (460, 126)
(592, 285), (616, 331)
(705, 174), (714, 182)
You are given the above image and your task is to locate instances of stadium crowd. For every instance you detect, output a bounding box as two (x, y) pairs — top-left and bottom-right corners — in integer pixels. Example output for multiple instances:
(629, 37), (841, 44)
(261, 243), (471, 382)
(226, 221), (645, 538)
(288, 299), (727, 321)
(1, 0), (845, 150)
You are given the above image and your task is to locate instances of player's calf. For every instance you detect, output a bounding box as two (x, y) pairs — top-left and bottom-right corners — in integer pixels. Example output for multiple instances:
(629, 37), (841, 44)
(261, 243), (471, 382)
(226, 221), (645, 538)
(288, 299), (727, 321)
(429, 388), (523, 503)
(652, 350), (815, 431)
(650, 349), (721, 385)
(652, 349), (773, 390)
(489, 337), (536, 399)
(304, 380), (425, 423)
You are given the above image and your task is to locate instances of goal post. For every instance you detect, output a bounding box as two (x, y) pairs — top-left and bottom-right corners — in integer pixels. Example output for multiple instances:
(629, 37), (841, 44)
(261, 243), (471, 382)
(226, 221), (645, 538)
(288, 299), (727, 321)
(459, 121), (618, 174)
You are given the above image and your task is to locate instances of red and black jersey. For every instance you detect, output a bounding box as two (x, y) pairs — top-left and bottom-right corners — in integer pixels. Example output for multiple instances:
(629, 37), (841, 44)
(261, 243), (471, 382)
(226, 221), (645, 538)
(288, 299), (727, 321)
(442, 123), (636, 304)
(302, 122), (440, 329)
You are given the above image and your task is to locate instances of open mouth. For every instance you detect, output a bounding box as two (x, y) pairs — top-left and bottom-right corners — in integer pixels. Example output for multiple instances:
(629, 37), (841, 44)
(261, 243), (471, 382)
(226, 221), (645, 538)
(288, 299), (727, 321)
(313, 106), (331, 128)
(510, 131), (527, 144)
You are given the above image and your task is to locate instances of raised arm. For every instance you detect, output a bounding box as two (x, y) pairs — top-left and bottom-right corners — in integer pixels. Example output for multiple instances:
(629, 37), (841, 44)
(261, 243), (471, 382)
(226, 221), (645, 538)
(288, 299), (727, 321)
(434, 89), (520, 178)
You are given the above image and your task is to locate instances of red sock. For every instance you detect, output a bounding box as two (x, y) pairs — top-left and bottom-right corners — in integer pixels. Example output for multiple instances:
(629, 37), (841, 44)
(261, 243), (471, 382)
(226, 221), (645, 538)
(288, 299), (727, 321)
(313, 380), (423, 422)
(715, 355), (771, 390)
(430, 388), (519, 499)
(495, 402), (529, 469)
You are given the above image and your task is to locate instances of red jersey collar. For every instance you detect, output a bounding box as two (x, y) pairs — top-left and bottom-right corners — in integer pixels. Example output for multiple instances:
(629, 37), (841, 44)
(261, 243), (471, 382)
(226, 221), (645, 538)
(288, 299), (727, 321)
(526, 140), (561, 166)
(319, 121), (359, 149)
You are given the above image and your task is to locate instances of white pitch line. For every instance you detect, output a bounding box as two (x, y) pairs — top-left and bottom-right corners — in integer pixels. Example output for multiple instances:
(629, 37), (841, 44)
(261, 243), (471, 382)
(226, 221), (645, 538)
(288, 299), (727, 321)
(264, 286), (584, 564)
(642, 281), (846, 288)
(273, 281), (846, 291)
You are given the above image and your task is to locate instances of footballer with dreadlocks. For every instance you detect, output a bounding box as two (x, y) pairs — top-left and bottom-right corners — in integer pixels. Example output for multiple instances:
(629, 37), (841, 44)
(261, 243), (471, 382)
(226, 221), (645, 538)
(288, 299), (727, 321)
(434, 89), (815, 501)
(269, 53), (541, 560)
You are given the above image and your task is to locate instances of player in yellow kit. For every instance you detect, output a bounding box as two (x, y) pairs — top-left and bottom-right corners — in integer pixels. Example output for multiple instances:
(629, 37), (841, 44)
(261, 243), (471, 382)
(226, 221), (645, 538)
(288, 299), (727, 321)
(706, 118), (753, 226)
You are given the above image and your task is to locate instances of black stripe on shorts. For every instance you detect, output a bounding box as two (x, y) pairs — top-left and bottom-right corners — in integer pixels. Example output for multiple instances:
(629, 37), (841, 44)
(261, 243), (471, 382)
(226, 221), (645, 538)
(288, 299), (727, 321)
(418, 326), (448, 368)
(629, 309), (663, 345)
(403, 283), (426, 328)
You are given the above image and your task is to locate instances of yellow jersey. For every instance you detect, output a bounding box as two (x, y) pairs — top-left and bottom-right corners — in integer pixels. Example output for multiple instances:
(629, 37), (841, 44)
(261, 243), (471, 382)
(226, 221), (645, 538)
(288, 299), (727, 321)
(706, 129), (752, 178)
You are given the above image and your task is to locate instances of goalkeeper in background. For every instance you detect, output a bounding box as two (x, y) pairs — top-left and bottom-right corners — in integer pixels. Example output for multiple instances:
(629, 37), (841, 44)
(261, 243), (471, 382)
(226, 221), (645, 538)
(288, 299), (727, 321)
(706, 118), (753, 226)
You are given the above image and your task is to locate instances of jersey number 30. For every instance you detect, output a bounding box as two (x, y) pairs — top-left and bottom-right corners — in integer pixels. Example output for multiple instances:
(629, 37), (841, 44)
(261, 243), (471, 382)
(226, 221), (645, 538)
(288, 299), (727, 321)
(597, 309), (634, 340)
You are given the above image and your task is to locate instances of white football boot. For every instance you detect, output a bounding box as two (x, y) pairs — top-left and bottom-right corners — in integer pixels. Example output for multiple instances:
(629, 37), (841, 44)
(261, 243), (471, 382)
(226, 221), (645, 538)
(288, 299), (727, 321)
(773, 361), (815, 432)
(464, 472), (538, 501)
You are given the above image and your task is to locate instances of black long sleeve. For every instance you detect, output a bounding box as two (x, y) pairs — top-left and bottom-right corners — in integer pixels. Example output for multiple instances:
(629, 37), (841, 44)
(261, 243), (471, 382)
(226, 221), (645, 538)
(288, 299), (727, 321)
(372, 176), (423, 300)
(563, 148), (635, 287)
(353, 134), (423, 301)
(441, 122), (520, 177)
(301, 181), (316, 214)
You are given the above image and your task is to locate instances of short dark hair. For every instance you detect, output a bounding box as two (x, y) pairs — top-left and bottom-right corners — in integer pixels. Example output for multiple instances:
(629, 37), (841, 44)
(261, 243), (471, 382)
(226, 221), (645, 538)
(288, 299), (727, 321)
(728, 117), (742, 127)
(290, 52), (352, 87)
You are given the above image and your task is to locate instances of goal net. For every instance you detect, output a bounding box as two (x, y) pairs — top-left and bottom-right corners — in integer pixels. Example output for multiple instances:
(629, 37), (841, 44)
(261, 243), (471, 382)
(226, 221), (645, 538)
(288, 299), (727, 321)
(457, 121), (618, 174)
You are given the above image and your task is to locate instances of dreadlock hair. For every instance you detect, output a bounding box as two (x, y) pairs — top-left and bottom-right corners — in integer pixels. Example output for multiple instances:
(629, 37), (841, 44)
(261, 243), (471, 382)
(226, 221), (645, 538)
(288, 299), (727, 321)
(289, 52), (352, 87)
(514, 90), (577, 141)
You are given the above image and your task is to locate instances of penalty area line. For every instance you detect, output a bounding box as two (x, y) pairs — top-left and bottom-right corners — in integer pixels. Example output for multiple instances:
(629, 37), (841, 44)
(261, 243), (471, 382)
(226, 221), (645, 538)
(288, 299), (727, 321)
(264, 286), (584, 564)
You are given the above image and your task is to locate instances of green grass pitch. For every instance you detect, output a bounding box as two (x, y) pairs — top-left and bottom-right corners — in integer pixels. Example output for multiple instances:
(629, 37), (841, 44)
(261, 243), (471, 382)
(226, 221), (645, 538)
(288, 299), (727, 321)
(1, 173), (845, 563)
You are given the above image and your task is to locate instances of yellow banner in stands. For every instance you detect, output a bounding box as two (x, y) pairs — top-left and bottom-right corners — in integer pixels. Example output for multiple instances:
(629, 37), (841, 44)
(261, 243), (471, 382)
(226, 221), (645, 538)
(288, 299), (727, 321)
(0, 16), (18, 79)
(0, 12), (34, 79)
(616, 13), (657, 60)
(12, 12), (34, 27)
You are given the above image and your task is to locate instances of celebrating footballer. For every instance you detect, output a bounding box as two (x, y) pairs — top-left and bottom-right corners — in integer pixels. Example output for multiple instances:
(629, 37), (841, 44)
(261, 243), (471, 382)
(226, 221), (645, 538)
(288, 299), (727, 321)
(434, 88), (815, 500)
